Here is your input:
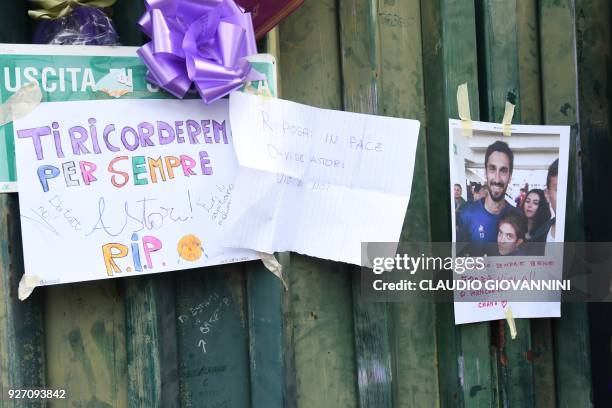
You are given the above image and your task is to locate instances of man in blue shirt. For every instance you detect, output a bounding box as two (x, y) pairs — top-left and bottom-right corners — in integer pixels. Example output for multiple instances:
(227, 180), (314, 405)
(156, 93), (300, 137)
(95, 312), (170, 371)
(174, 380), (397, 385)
(457, 140), (520, 256)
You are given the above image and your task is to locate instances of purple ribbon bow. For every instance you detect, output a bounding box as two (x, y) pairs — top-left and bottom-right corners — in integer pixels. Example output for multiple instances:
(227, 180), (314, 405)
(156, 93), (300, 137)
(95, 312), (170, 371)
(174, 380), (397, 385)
(137, 0), (263, 103)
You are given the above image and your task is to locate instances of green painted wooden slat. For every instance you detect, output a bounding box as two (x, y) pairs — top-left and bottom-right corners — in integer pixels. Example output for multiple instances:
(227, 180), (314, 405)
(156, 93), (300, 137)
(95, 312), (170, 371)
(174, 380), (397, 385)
(175, 265), (250, 408)
(351, 289), (392, 408)
(539, 1), (593, 407)
(338, 0), (381, 115)
(246, 263), (284, 408)
(457, 324), (494, 408)
(378, 1), (438, 406)
(337, 2), (392, 407)
(516, 2), (557, 407)
(476, 0), (521, 122)
(420, 1), (495, 407)
(287, 256), (357, 408)
(124, 278), (165, 408)
(379, 1), (430, 243)
(434, 303), (462, 407)
(421, 0), (480, 243)
(530, 320), (556, 408)
(246, 29), (284, 408)
(278, 2), (357, 407)
(339, 0), (438, 405)
(574, 0), (612, 241)
(279, 252), (297, 407)
(390, 300), (439, 408)
(575, 1), (612, 407)
(123, 275), (180, 408)
(45, 282), (128, 407)
(497, 318), (534, 408)
(552, 304), (593, 408)
(489, 340), (501, 408)
(476, 1), (536, 407)
(420, 2), (462, 406)
(540, 0), (584, 241)
(516, 0), (542, 126)
(0, 3), (46, 407)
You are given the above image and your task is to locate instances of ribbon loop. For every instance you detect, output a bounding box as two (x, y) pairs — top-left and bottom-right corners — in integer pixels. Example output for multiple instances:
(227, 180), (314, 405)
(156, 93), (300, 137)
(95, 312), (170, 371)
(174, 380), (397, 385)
(151, 9), (185, 58)
(138, 0), (263, 104)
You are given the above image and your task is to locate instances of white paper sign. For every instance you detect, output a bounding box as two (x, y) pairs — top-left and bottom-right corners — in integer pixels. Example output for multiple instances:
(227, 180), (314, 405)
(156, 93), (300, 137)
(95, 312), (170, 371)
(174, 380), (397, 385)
(453, 256), (563, 324)
(225, 92), (420, 265)
(449, 119), (570, 324)
(14, 99), (257, 290)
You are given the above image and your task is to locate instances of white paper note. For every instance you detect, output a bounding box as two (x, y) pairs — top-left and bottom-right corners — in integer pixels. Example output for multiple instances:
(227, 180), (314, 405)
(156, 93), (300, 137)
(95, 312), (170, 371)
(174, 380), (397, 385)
(13, 98), (258, 291)
(448, 119), (570, 324)
(225, 92), (420, 265)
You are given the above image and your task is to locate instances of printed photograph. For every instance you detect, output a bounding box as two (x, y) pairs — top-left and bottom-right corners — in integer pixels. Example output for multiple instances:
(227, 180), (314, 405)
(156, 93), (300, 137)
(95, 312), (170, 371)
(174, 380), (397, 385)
(449, 120), (570, 257)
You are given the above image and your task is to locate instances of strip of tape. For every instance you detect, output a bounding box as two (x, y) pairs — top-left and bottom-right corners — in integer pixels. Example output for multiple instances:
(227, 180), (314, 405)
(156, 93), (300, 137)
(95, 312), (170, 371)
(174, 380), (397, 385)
(505, 307), (517, 339)
(0, 82), (43, 127)
(456, 83), (473, 137)
(18, 275), (41, 301)
(258, 252), (288, 291)
(501, 101), (515, 137)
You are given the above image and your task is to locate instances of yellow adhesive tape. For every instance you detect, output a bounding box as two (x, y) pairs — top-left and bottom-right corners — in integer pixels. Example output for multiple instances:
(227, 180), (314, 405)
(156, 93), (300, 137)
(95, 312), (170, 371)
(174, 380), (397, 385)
(0, 82), (43, 127)
(502, 101), (515, 137)
(505, 307), (517, 339)
(258, 252), (288, 291)
(456, 83), (473, 137)
(18, 275), (42, 301)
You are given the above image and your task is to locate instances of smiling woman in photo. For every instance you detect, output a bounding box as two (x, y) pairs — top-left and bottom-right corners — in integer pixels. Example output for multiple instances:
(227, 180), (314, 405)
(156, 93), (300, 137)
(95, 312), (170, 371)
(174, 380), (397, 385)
(521, 188), (551, 242)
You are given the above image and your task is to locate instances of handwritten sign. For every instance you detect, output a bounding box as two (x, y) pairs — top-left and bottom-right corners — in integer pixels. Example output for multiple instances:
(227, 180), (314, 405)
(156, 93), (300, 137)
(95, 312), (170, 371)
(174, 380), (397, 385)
(0, 44), (277, 193)
(453, 256), (563, 324)
(224, 92), (420, 265)
(0, 44), (163, 193)
(449, 119), (571, 324)
(14, 98), (258, 290)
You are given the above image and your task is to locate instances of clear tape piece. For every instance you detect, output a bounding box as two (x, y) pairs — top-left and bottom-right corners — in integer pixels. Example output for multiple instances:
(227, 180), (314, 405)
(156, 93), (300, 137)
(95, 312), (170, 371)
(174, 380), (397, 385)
(258, 252), (288, 291)
(457, 83), (473, 137)
(0, 82), (43, 127)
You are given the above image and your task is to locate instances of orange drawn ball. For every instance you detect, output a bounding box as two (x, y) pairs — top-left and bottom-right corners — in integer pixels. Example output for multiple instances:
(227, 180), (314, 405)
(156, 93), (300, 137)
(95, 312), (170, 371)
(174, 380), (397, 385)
(178, 234), (203, 261)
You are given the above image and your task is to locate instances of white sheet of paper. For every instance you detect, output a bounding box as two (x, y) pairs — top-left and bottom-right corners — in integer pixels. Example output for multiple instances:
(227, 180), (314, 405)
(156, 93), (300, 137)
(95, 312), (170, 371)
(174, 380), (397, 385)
(225, 92), (420, 265)
(14, 98), (257, 289)
(453, 301), (560, 325)
(449, 119), (570, 324)
(453, 256), (563, 324)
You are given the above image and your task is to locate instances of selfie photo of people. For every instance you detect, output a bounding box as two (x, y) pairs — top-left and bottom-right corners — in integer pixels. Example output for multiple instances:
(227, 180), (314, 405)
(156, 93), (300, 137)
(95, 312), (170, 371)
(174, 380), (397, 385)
(450, 121), (569, 258)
